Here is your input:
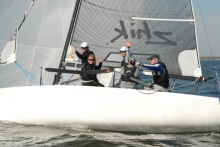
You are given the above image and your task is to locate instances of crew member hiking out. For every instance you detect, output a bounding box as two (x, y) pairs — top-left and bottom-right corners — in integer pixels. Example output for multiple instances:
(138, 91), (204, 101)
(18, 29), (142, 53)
(136, 54), (169, 91)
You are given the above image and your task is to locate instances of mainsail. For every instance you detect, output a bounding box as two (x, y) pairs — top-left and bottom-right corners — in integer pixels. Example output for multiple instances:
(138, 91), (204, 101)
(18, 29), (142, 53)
(0, 0), (76, 87)
(69, 0), (201, 80)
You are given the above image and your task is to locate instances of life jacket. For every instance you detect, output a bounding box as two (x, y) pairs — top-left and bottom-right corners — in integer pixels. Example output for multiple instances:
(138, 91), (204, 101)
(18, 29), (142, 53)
(152, 62), (169, 88)
(121, 64), (136, 82)
(121, 57), (125, 67)
(81, 63), (97, 81)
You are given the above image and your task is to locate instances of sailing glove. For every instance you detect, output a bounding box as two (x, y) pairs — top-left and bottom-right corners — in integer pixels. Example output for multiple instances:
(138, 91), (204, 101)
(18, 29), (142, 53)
(136, 62), (142, 66)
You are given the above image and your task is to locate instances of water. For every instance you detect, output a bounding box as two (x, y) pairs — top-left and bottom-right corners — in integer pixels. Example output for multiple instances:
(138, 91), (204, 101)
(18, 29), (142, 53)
(1, 61), (220, 147)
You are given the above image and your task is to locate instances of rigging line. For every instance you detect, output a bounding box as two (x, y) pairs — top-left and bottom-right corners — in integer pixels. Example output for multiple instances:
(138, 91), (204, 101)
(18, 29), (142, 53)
(32, 65), (47, 84)
(16, 47), (35, 58)
(15, 62), (40, 82)
(37, 49), (60, 63)
(41, 70), (47, 83)
(17, 42), (62, 50)
(198, 0), (215, 64)
(36, 47), (62, 50)
(17, 43), (38, 48)
(0, 0), (18, 22)
(0, 68), (40, 88)
(172, 78), (200, 90)
(0, 66), (32, 78)
(60, 75), (79, 82)
(32, 65), (43, 70)
(67, 74), (75, 81)
(28, 0), (48, 85)
(214, 68), (220, 91)
(0, 40), (7, 43)
(43, 71), (47, 77)
(60, 0), (65, 45)
(129, 79), (158, 95)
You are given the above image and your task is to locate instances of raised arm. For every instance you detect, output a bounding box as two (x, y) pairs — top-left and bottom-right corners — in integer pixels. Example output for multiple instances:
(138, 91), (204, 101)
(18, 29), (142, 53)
(72, 45), (86, 60)
(126, 41), (132, 57)
(95, 57), (102, 69)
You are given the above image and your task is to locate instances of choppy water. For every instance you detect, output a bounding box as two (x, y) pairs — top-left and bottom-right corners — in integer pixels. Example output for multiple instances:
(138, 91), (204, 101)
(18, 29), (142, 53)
(0, 61), (220, 147)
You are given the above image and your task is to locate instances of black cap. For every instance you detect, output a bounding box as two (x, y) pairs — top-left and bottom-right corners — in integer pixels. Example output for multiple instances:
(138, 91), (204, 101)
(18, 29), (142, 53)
(147, 54), (159, 60)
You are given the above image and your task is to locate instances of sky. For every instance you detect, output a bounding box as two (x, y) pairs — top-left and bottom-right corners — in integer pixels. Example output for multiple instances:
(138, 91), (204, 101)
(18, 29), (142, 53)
(0, 0), (220, 57)
(192, 0), (220, 57)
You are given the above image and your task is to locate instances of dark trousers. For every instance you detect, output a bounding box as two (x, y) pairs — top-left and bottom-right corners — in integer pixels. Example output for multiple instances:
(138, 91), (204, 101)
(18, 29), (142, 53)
(82, 81), (104, 87)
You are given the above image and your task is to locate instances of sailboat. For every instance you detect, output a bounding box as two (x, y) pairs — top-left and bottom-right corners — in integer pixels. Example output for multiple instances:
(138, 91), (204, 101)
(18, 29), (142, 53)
(0, 0), (220, 133)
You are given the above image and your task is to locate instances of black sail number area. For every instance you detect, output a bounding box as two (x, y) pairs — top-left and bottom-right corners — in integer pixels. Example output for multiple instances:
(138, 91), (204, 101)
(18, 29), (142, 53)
(110, 20), (177, 46)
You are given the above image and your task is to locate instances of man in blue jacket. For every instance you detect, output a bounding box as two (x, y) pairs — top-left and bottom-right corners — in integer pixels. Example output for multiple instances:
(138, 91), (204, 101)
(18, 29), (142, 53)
(137, 54), (169, 91)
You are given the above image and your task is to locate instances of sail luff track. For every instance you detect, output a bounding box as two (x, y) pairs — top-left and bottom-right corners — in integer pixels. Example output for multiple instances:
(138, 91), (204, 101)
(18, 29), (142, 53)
(190, 0), (202, 71)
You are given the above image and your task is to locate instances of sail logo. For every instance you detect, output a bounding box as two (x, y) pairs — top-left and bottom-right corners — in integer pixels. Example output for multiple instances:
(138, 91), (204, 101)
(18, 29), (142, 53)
(111, 20), (177, 46)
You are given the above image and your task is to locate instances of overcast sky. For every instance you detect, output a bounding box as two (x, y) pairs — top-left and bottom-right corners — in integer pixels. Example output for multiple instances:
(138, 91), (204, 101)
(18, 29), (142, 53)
(0, 0), (220, 57)
(193, 0), (220, 57)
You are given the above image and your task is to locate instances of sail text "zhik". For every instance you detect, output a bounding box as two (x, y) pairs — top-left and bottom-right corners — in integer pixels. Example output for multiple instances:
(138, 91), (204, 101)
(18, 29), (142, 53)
(111, 20), (177, 46)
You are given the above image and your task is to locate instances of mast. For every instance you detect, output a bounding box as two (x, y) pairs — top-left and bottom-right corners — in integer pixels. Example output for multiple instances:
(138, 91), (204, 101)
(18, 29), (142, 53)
(53, 0), (83, 85)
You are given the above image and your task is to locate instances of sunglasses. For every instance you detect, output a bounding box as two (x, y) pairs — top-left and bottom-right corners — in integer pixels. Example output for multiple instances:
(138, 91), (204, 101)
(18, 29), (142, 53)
(88, 59), (94, 61)
(81, 47), (87, 50)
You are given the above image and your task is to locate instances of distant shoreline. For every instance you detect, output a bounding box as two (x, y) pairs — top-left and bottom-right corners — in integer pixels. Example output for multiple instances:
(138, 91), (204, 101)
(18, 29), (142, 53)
(200, 57), (220, 61)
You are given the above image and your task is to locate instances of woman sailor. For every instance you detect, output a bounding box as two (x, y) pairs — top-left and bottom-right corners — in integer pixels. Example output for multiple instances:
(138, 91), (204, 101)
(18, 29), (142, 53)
(81, 54), (104, 87)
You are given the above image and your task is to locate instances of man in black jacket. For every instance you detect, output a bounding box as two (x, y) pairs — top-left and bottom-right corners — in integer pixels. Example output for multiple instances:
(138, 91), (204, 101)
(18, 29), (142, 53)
(72, 42), (94, 64)
(72, 42), (95, 81)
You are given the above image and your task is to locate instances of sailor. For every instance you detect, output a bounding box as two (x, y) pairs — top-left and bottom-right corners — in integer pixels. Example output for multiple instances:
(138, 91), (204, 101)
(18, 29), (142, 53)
(136, 54), (169, 91)
(120, 41), (132, 67)
(72, 42), (95, 80)
(72, 42), (94, 64)
(120, 56), (140, 89)
(81, 54), (104, 87)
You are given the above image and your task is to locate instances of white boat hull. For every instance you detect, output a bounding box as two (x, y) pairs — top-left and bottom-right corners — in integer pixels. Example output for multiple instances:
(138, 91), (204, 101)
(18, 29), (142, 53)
(0, 85), (220, 133)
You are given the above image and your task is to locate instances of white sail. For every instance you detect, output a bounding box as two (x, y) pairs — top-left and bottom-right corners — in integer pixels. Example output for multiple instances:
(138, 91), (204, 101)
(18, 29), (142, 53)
(0, 0), (76, 87)
(71, 0), (202, 79)
(0, 28), (17, 65)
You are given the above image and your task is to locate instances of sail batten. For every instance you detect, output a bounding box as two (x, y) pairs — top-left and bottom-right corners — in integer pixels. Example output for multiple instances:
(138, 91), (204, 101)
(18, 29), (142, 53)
(131, 17), (194, 22)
